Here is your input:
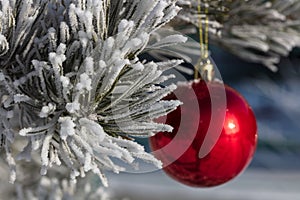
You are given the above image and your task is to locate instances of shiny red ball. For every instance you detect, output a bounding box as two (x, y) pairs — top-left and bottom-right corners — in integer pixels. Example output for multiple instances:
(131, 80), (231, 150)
(150, 80), (257, 187)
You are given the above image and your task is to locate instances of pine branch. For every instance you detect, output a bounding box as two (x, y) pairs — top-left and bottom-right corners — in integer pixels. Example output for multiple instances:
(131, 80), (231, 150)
(177, 0), (300, 71)
(0, 0), (185, 198)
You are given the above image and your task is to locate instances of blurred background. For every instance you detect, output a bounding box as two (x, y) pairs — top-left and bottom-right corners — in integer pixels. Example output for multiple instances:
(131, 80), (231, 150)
(106, 46), (300, 200)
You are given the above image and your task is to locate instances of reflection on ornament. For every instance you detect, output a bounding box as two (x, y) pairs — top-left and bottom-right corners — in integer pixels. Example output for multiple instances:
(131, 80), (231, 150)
(224, 113), (240, 135)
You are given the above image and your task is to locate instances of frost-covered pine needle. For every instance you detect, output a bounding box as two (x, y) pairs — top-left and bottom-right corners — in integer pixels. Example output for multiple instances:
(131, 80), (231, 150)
(0, 0), (185, 198)
(176, 0), (300, 71)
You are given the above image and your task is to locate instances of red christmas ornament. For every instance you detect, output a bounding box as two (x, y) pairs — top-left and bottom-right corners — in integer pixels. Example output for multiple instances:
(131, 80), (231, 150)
(150, 80), (257, 187)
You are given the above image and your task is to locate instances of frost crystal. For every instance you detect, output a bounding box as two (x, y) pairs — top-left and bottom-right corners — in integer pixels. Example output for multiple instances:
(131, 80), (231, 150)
(59, 117), (76, 140)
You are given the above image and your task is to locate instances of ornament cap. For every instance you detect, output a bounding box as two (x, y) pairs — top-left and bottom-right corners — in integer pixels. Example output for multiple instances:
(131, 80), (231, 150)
(195, 56), (216, 82)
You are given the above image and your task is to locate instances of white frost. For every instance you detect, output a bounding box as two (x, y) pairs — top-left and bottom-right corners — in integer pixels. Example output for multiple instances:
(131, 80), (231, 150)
(58, 117), (76, 140)
(76, 73), (92, 91)
(79, 118), (105, 142)
(39, 103), (56, 118)
(131, 62), (144, 71)
(66, 102), (80, 113)
(49, 44), (67, 69)
(84, 57), (94, 75)
(19, 128), (33, 136)
(60, 76), (70, 88)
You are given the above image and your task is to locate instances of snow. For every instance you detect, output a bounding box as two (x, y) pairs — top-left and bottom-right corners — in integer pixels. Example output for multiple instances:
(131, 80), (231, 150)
(58, 117), (76, 140)
(66, 102), (80, 113)
(0, 34), (9, 56)
(79, 117), (105, 142)
(0, 72), (5, 81)
(70, 169), (80, 180)
(76, 73), (92, 91)
(49, 44), (67, 69)
(74, 7), (94, 38)
(19, 127), (33, 136)
(130, 38), (142, 47)
(118, 20), (134, 33)
(131, 62), (144, 71)
(143, 0), (168, 28)
(56, 43), (67, 55)
(13, 94), (30, 103)
(39, 103), (56, 118)
(0, 0), (186, 196)
(83, 153), (92, 172)
(84, 57), (94, 75)
(150, 34), (187, 48)
(60, 75), (70, 88)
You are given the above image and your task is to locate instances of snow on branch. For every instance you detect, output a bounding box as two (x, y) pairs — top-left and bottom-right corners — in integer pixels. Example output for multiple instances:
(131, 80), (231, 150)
(0, 0), (184, 199)
(177, 0), (300, 71)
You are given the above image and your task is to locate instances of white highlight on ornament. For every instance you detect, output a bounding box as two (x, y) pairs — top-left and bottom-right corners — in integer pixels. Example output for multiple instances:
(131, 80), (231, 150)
(228, 122), (236, 130)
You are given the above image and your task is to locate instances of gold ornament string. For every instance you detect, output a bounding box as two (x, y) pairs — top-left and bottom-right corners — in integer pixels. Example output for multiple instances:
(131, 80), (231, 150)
(195, 0), (211, 80)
